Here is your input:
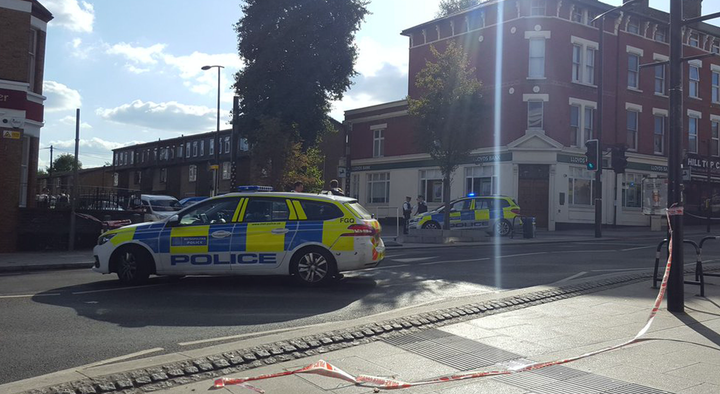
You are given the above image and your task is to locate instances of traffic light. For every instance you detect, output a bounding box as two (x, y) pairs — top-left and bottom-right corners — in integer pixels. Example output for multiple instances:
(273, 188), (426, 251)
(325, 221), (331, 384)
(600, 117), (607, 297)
(585, 139), (599, 171)
(611, 145), (628, 174)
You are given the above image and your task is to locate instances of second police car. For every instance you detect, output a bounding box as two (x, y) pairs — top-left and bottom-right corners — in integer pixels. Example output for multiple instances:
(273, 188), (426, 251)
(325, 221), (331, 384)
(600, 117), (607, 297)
(409, 195), (522, 236)
(93, 186), (385, 286)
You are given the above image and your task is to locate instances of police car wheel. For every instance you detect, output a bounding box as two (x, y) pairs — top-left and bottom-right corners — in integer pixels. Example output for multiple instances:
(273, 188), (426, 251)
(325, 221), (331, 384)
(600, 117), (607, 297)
(114, 246), (152, 285)
(494, 220), (512, 237)
(422, 221), (440, 230)
(291, 248), (337, 286)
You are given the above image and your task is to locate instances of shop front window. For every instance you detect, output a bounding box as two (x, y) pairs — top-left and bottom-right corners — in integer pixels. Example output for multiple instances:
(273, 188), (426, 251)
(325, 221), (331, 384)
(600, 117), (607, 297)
(568, 167), (594, 206)
(465, 166), (497, 196)
(623, 173), (643, 208)
(420, 169), (444, 203)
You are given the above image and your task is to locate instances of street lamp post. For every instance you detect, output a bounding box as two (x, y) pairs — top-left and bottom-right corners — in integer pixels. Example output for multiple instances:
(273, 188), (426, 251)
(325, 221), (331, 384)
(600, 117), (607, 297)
(590, 0), (642, 239)
(201, 65), (224, 196)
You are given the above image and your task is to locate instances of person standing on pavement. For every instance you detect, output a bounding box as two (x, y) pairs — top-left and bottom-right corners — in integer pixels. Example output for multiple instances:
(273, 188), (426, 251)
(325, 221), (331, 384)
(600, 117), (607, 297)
(329, 179), (345, 196)
(292, 181), (304, 193)
(402, 196), (413, 234)
(415, 195), (428, 216)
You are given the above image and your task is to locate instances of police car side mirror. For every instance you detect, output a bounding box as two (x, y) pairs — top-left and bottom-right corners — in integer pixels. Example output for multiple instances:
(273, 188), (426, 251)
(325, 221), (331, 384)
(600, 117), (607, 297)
(166, 215), (179, 227)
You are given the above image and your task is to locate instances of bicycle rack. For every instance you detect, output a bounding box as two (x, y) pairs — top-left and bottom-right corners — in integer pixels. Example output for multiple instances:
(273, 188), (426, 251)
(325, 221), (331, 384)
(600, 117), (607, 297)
(653, 238), (704, 297)
(698, 236), (720, 283)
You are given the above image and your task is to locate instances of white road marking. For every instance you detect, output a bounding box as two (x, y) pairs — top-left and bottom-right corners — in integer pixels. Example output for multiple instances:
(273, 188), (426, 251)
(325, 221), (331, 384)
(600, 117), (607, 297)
(621, 245), (657, 252)
(81, 348), (164, 368)
(392, 256), (438, 263)
(590, 267), (651, 272)
(554, 250), (616, 254)
(552, 271), (588, 284)
(357, 264), (411, 272)
(0, 293), (60, 299)
(72, 283), (167, 295)
(498, 252), (548, 258)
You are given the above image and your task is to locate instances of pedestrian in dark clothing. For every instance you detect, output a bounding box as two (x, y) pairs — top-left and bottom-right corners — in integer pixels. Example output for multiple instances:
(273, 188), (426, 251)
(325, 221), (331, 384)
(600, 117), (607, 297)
(402, 196), (412, 234)
(292, 181), (304, 193)
(329, 179), (345, 196)
(416, 195), (428, 215)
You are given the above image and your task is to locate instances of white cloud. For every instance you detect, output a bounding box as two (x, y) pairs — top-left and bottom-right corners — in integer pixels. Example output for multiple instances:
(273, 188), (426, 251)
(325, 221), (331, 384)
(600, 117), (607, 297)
(106, 42), (166, 65)
(46, 137), (141, 151)
(125, 64), (150, 74)
(43, 0), (94, 33)
(59, 115), (92, 129)
(67, 37), (93, 59)
(355, 37), (408, 78)
(96, 100), (218, 132)
(43, 81), (82, 112)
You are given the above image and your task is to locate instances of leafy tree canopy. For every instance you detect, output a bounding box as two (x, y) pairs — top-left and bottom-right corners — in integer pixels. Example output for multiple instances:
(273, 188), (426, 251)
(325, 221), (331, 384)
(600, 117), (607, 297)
(437, 0), (481, 17)
(234, 0), (369, 146)
(51, 153), (82, 172)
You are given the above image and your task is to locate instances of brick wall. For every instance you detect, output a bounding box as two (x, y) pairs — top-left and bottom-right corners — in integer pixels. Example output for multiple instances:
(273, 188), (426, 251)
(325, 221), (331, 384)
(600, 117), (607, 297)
(0, 8), (30, 83)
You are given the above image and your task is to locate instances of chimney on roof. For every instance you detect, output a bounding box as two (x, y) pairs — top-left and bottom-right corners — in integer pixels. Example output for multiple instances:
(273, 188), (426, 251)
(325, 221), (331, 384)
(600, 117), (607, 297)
(683, 0), (702, 19)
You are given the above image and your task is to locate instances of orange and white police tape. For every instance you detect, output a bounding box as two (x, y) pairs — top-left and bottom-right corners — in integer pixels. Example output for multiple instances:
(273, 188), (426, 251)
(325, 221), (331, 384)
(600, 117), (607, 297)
(213, 208), (677, 392)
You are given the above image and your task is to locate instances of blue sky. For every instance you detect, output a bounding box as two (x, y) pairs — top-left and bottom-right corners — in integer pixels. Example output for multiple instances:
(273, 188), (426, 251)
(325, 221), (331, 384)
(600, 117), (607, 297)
(38, 0), (719, 169)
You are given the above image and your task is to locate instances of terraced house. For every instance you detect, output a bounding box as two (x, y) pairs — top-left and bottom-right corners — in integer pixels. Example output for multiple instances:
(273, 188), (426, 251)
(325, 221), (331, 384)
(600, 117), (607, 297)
(344, 0), (719, 230)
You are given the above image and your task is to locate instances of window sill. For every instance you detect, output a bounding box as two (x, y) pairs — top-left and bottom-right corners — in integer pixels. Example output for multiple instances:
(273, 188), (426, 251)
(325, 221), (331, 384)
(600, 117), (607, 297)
(627, 87), (643, 93)
(527, 77), (547, 80)
(688, 96), (702, 101)
(572, 81), (597, 88)
(654, 93), (668, 98)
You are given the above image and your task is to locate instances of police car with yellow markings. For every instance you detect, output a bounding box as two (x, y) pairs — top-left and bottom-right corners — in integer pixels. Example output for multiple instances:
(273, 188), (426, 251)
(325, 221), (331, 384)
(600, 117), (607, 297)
(409, 195), (521, 236)
(93, 186), (385, 286)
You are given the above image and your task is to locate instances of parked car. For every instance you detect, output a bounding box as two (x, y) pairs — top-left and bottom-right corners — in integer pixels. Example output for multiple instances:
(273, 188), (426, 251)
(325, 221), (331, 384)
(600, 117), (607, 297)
(179, 196), (208, 208)
(128, 194), (182, 222)
(409, 195), (522, 236)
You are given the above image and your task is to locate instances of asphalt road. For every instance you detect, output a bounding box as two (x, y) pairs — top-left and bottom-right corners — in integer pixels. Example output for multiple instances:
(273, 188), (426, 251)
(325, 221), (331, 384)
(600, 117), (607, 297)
(1, 236), (716, 385)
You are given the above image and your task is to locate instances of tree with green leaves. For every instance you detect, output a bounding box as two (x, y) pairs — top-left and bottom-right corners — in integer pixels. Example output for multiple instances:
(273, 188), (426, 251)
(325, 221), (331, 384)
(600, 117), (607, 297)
(408, 42), (484, 230)
(51, 153), (82, 172)
(437, 0), (481, 17)
(234, 0), (368, 185)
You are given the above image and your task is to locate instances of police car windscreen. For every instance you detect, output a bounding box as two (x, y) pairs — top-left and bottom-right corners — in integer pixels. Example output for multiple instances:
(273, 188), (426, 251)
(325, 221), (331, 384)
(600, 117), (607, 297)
(150, 199), (182, 211)
(345, 202), (372, 219)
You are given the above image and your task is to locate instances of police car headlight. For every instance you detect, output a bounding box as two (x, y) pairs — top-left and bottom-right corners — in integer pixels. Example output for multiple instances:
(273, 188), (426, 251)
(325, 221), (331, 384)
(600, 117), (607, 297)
(98, 233), (116, 246)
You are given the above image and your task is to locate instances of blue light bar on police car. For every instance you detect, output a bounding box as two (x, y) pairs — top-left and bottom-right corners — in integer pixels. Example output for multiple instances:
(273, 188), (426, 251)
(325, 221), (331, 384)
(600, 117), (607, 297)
(467, 193), (476, 197)
(237, 185), (273, 192)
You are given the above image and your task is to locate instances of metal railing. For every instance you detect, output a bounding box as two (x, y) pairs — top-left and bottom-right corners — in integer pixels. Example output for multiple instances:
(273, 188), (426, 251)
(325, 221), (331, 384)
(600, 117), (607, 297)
(653, 238), (705, 297)
(35, 186), (140, 211)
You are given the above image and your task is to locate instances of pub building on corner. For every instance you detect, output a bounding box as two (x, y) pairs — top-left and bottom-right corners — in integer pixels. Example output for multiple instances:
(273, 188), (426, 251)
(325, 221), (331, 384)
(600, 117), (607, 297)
(344, 0), (715, 231)
(684, 153), (720, 222)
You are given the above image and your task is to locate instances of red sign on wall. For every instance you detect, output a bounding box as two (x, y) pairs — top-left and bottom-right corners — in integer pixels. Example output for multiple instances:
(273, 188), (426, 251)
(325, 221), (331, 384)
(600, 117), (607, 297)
(0, 88), (28, 111)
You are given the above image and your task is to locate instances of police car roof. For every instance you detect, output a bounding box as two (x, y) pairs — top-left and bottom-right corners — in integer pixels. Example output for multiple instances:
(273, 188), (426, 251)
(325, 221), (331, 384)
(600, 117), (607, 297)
(218, 191), (357, 202)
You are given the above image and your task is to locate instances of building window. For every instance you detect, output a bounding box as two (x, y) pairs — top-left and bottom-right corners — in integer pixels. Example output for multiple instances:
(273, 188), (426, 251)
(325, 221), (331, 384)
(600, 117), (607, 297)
(153, 147), (158, 161)
(572, 43), (596, 85)
(192, 141), (198, 157)
(160, 168), (167, 183)
(655, 27), (667, 43)
(113, 172), (119, 187)
(568, 167), (595, 206)
(652, 115), (667, 154)
(129, 151), (134, 165)
(200, 140), (205, 156)
(528, 38), (545, 78)
(367, 173), (390, 204)
(527, 100), (544, 130)
(627, 110), (639, 151)
(420, 169), (444, 203)
(627, 18), (640, 34)
(689, 32), (700, 47)
(689, 116), (699, 153)
(189, 165), (197, 182)
(570, 104), (595, 147)
(169, 146), (175, 160)
(654, 115), (665, 155)
(28, 29), (38, 92)
(134, 171), (142, 185)
(713, 72), (720, 103)
(185, 142), (191, 158)
(222, 162), (231, 180)
(465, 166), (497, 196)
(373, 128), (385, 158)
(224, 136), (231, 153)
(159, 148), (165, 161)
(655, 65), (666, 95)
(209, 139), (214, 155)
(713, 121), (720, 156)
(571, 7), (583, 23)
(689, 65), (700, 98)
(239, 138), (249, 151)
(623, 173), (643, 208)
(178, 144), (183, 158)
(628, 54), (640, 89)
(530, 0), (545, 16)
(713, 41), (720, 54)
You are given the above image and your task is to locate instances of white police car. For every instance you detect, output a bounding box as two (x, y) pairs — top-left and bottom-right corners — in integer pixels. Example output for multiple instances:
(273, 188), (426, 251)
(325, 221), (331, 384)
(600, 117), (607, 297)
(93, 186), (385, 286)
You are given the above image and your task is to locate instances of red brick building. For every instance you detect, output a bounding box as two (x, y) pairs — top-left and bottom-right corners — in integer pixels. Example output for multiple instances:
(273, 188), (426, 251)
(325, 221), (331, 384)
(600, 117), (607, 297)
(0, 0), (52, 251)
(345, 0), (719, 230)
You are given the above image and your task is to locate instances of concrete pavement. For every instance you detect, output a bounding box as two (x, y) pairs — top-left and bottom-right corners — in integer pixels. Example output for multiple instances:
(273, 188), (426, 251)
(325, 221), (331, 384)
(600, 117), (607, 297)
(154, 270), (720, 394)
(0, 251), (93, 272)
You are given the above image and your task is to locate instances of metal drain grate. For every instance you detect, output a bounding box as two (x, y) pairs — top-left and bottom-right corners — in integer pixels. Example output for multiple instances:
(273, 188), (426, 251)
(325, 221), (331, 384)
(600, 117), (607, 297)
(564, 374), (633, 392)
(531, 380), (604, 394)
(383, 334), (426, 348)
(436, 354), (496, 371)
(494, 372), (558, 390)
(529, 365), (590, 381)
